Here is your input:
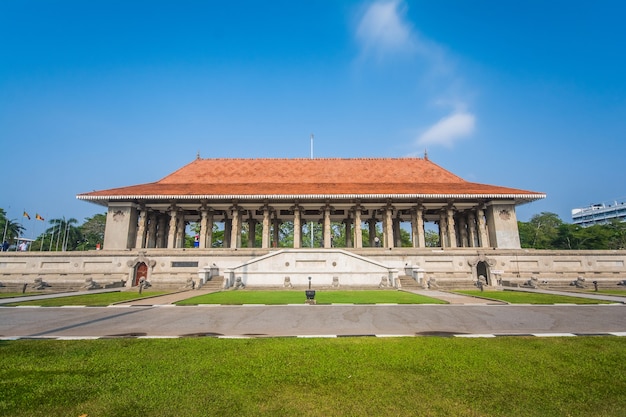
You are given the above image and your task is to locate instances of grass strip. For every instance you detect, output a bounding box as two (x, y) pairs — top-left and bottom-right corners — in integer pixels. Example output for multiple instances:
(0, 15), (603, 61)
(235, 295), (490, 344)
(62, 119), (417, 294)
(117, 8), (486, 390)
(1, 337), (625, 417)
(455, 290), (611, 304)
(176, 290), (446, 305)
(4, 291), (169, 307)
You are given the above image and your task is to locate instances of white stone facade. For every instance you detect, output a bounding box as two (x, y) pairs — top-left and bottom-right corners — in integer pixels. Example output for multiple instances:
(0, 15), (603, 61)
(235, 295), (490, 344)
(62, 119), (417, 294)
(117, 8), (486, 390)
(1, 248), (625, 291)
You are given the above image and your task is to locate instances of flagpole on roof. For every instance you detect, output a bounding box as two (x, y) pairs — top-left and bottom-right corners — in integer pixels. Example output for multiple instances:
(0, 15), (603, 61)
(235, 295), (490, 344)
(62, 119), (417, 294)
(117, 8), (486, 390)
(310, 133), (314, 247)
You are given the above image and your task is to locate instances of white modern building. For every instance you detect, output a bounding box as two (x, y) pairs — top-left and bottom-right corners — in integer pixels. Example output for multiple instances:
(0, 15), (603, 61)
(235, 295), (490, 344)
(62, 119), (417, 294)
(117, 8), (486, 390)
(572, 200), (626, 227)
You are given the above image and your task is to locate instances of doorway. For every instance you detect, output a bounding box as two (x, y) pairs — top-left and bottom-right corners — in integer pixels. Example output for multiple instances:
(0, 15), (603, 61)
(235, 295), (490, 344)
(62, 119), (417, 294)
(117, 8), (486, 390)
(476, 261), (490, 286)
(133, 262), (148, 286)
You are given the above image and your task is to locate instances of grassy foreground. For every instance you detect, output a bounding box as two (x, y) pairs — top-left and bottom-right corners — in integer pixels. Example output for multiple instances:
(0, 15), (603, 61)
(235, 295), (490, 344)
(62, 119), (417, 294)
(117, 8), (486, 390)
(1, 337), (625, 416)
(176, 290), (446, 305)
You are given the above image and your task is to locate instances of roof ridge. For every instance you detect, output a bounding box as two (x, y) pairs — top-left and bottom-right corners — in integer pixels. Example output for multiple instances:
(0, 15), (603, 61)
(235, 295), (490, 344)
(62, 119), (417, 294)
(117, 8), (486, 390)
(197, 157), (426, 161)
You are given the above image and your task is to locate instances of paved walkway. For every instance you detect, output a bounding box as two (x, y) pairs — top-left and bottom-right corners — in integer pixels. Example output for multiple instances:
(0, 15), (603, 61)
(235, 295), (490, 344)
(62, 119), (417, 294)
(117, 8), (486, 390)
(115, 289), (217, 305)
(1, 287), (624, 306)
(0, 288), (122, 305)
(504, 287), (626, 303)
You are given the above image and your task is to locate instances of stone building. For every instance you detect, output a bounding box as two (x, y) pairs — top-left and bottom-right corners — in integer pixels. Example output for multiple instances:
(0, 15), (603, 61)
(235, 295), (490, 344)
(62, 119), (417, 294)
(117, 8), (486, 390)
(5, 158), (626, 291)
(77, 156), (545, 251)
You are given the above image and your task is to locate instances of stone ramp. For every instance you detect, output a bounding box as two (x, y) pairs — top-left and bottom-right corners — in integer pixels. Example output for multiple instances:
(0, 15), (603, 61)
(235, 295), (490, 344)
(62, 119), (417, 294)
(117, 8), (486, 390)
(115, 289), (218, 305)
(407, 290), (505, 305)
(503, 287), (626, 303)
(0, 288), (122, 305)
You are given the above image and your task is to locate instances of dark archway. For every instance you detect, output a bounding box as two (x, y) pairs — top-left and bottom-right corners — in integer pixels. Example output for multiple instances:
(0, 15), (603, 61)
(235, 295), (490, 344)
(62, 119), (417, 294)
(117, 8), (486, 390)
(476, 261), (490, 285)
(134, 262), (148, 286)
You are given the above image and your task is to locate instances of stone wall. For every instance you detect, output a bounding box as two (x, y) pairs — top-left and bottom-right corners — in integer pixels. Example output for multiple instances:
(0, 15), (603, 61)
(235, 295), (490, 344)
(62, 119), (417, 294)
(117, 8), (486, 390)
(1, 248), (625, 291)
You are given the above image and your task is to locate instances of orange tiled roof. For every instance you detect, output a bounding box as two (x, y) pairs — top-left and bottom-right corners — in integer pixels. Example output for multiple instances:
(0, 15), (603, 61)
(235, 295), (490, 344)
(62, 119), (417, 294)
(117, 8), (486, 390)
(77, 158), (545, 201)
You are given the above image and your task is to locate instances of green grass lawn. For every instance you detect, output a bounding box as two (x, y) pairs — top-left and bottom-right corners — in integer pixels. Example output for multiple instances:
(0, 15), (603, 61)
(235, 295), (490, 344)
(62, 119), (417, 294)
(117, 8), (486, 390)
(1, 336), (625, 417)
(176, 290), (446, 305)
(4, 291), (169, 307)
(454, 290), (613, 304)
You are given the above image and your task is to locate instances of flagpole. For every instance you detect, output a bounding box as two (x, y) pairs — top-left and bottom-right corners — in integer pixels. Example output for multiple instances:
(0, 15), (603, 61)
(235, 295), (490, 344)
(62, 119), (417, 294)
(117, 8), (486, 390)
(49, 224), (56, 251)
(2, 218), (7, 244)
(62, 221), (70, 251)
(310, 133), (314, 247)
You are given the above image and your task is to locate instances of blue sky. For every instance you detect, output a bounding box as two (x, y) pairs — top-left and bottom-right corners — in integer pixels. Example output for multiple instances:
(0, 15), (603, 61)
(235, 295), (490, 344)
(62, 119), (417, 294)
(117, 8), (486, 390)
(2, 0), (625, 237)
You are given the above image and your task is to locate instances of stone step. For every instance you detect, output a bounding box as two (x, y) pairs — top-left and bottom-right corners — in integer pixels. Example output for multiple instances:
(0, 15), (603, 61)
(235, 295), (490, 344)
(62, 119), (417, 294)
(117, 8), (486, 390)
(202, 276), (224, 290)
(397, 275), (422, 289)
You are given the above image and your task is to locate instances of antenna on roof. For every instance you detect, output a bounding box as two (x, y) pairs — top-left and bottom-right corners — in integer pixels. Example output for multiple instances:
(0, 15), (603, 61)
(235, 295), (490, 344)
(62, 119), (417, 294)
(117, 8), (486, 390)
(424, 149), (428, 160)
(310, 134), (314, 159)
(196, 150), (201, 160)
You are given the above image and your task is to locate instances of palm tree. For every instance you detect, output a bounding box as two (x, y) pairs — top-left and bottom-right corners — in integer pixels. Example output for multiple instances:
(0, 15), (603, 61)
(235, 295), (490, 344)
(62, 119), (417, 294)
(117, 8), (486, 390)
(1, 209), (26, 248)
(43, 217), (81, 251)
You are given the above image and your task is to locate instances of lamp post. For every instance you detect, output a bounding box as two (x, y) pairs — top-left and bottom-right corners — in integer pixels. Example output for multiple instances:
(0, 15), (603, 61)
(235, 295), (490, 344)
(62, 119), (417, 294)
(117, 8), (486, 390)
(305, 276), (316, 304)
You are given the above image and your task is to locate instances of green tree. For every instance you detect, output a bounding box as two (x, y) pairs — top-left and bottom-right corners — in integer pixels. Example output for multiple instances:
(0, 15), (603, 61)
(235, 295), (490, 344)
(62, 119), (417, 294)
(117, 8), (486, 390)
(606, 219), (626, 249)
(39, 217), (82, 251)
(424, 230), (440, 247)
(521, 212), (563, 249)
(0, 208), (26, 247)
(78, 213), (106, 250)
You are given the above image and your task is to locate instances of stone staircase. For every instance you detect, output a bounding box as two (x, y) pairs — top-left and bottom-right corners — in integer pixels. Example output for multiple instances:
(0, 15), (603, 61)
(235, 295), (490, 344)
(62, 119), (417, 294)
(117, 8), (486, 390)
(201, 276), (224, 291)
(397, 275), (423, 290)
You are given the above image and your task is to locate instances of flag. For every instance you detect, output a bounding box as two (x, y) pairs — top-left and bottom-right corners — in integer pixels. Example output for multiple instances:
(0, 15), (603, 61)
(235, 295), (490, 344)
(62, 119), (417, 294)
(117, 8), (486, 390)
(35, 214), (44, 221)
(23, 211), (31, 220)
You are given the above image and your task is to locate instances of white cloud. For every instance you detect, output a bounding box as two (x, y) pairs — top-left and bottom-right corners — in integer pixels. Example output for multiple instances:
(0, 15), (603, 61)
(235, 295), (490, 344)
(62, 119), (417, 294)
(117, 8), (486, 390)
(354, 1), (477, 150)
(417, 111), (476, 148)
(355, 0), (415, 57)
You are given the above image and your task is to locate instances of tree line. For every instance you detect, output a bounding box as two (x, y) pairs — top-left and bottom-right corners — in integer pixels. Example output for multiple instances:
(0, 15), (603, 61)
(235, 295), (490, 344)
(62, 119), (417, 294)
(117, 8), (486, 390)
(1, 209), (105, 251)
(519, 212), (626, 250)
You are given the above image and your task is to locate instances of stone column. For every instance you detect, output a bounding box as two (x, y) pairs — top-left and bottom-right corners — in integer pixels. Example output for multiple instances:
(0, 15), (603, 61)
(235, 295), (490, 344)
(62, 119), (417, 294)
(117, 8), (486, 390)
(417, 206), (426, 248)
(323, 206), (332, 248)
(146, 213), (157, 248)
(393, 216), (403, 247)
(199, 208), (211, 249)
(261, 206), (271, 248)
(344, 217), (352, 248)
(383, 206), (394, 248)
(458, 213), (469, 247)
(247, 218), (257, 248)
(467, 211), (477, 247)
(477, 207), (489, 247)
(368, 218), (377, 247)
(293, 206), (302, 249)
(135, 208), (148, 249)
(167, 207), (178, 249)
(410, 208), (418, 248)
(438, 211), (447, 248)
(353, 207), (362, 248)
(447, 207), (457, 248)
(223, 218), (232, 248)
(272, 214), (281, 248)
(175, 216), (186, 248)
(230, 206), (242, 249)
(156, 215), (167, 248)
(206, 210), (214, 248)
(102, 203), (138, 250)
(484, 203), (521, 249)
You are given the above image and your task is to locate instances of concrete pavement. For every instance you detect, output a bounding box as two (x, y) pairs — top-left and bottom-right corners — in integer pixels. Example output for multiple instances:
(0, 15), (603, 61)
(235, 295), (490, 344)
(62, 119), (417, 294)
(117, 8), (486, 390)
(1, 287), (625, 339)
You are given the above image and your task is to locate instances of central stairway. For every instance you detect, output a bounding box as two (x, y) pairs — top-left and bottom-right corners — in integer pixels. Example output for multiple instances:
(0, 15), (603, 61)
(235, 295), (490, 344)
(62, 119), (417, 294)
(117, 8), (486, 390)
(397, 275), (423, 290)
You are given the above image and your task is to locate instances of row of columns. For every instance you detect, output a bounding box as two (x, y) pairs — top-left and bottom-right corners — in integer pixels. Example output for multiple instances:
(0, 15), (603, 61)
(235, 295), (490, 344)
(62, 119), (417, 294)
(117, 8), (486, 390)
(132, 203), (491, 250)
